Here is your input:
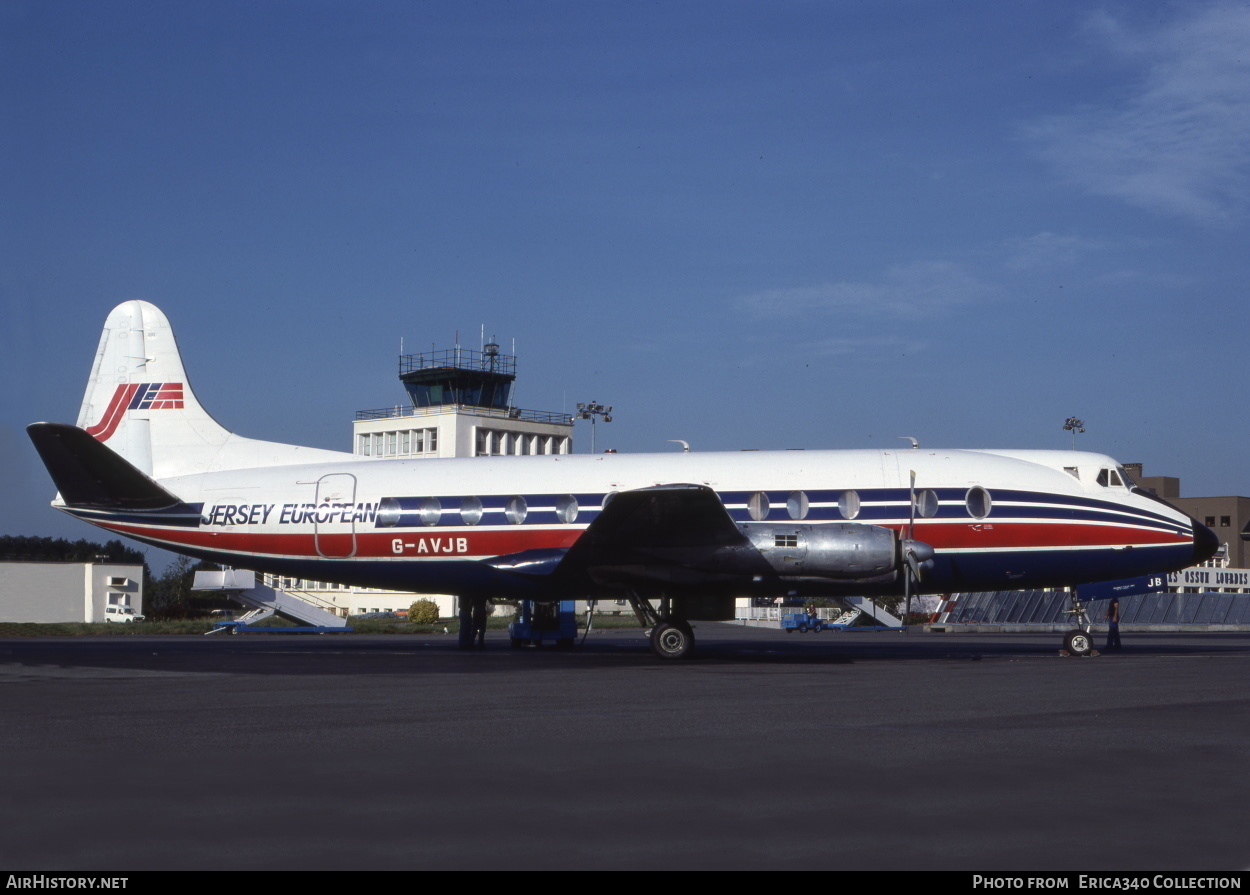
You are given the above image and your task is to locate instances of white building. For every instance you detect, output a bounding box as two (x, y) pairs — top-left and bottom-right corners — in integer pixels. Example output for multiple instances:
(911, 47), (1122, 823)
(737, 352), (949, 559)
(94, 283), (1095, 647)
(0, 561), (144, 623)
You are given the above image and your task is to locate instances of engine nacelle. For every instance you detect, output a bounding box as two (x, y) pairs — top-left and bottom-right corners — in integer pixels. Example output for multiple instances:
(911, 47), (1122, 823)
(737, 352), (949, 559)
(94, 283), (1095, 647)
(739, 522), (899, 580)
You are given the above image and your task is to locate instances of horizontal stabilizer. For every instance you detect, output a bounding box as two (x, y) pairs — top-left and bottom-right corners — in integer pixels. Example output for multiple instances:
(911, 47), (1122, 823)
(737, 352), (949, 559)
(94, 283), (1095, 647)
(27, 422), (182, 510)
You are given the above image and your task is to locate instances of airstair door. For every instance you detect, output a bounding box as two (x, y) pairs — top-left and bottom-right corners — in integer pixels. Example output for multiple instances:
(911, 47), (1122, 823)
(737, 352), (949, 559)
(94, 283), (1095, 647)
(314, 473), (357, 558)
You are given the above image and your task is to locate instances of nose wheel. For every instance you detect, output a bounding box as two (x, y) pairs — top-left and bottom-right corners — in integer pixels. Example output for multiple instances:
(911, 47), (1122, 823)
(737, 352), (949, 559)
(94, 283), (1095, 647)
(1060, 593), (1099, 657)
(1063, 628), (1096, 657)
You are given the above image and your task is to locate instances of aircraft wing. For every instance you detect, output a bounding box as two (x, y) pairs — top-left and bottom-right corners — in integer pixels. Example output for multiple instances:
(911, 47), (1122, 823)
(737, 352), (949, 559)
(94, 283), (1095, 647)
(551, 484), (770, 589)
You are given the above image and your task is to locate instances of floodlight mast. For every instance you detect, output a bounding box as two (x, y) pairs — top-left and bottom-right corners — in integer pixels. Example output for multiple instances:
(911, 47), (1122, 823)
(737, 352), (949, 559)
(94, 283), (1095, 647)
(1063, 417), (1086, 450)
(575, 401), (613, 453)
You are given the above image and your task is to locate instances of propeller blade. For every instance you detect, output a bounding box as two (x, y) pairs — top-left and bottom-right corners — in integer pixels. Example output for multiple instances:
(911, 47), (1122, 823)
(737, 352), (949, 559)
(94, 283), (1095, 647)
(908, 469), (917, 541)
(905, 469), (918, 621)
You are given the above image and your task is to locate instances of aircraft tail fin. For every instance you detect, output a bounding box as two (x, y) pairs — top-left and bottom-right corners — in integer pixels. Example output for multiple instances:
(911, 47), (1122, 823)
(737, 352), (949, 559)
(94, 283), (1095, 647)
(71, 301), (350, 478)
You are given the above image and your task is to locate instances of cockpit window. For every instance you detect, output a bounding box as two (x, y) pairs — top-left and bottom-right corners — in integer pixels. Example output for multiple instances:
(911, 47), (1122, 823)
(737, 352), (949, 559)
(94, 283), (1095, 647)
(1096, 468), (1124, 488)
(1064, 467), (1080, 480)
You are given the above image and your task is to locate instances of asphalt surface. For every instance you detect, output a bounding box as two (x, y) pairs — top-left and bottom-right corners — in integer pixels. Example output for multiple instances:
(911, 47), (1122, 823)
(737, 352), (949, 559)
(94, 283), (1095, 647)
(1, 623), (1248, 871)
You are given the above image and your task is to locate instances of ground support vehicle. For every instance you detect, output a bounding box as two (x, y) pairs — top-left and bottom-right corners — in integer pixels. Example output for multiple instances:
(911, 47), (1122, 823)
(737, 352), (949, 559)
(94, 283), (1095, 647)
(510, 600), (578, 648)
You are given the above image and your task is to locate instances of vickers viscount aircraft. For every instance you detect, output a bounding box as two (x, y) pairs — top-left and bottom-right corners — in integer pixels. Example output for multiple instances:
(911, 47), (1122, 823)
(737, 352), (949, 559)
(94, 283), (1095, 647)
(29, 301), (1217, 659)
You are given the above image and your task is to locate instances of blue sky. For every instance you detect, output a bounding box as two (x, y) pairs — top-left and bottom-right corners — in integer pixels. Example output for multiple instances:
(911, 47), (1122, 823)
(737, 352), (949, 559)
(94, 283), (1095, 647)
(4, 1), (1249, 560)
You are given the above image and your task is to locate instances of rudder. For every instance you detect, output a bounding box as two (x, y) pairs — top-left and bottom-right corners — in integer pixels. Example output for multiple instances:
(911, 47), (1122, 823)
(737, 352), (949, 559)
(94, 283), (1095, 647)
(73, 301), (350, 478)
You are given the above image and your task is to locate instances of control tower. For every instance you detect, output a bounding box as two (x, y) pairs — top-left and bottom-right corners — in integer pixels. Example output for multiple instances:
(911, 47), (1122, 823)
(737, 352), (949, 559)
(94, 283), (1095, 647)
(353, 341), (574, 459)
(400, 343), (515, 411)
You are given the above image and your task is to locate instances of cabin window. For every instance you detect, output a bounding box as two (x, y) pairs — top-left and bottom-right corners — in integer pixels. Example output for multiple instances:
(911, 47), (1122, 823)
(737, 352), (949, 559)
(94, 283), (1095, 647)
(787, 491), (809, 520)
(556, 495), (579, 524)
(377, 497), (401, 527)
(838, 490), (861, 520)
(505, 496), (528, 525)
(460, 496), (483, 525)
(965, 487), (992, 519)
(915, 489), (940, 518)
(419, 498), (441, 526)
(602, 491), (617, 509)
(748, 492), (770, 521)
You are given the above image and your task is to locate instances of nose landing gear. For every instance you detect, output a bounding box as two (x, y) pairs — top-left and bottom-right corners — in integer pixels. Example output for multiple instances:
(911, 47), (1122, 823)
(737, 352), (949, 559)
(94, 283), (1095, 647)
(1060, 593), (1100, 658)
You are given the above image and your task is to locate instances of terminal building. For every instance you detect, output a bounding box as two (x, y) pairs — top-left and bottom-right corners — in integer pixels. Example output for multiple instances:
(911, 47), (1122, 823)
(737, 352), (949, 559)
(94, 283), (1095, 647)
(267, 340), (575, 619)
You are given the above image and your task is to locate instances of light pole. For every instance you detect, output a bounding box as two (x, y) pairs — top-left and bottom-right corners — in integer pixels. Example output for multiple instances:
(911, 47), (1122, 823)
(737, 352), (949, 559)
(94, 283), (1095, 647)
(576, 401), (613, 453)
(1063, 417), (1086, 450)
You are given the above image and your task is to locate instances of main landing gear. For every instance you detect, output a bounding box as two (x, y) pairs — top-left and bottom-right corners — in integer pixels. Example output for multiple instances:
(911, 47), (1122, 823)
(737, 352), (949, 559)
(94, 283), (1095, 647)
(627, 593), (695, 660)
(1060, 592), (1100, 658)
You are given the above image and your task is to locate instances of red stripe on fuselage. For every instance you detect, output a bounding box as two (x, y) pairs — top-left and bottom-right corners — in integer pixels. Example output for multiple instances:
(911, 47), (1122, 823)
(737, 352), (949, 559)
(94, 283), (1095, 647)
(908, 521), (1188, 549)
(97, 523), (584, 558)
(87, 518), (1186, 561)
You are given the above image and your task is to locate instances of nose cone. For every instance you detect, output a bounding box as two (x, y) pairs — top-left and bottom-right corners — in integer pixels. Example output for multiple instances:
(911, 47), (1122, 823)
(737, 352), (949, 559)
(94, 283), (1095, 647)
(1190, 517), (1220, 565)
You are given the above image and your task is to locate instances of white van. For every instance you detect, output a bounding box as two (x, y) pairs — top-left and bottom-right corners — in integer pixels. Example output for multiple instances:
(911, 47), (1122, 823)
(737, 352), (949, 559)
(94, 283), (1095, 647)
(103, 605), (145, 623)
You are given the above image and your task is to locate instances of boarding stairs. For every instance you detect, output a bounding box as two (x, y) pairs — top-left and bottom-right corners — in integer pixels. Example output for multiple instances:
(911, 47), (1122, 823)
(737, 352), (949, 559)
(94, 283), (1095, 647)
(848, 596), (903, 627)
(736, 601), (903, 629)
(828, 609), (863, 627)
(192, 569), (350, 632)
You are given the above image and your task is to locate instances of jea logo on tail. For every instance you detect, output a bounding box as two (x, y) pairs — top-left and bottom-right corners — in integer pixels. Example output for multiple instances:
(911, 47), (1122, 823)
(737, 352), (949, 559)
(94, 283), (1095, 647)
(86, 382), (185, 442)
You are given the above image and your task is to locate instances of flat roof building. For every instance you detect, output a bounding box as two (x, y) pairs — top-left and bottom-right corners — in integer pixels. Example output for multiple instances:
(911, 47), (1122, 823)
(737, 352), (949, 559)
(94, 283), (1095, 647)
(0, 561), (144, 624)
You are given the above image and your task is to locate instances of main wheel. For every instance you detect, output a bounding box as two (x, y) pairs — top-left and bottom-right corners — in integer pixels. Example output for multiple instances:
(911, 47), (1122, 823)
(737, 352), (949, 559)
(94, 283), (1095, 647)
(1064, 629), (1094, 657)
(650, 621), (694, 660)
